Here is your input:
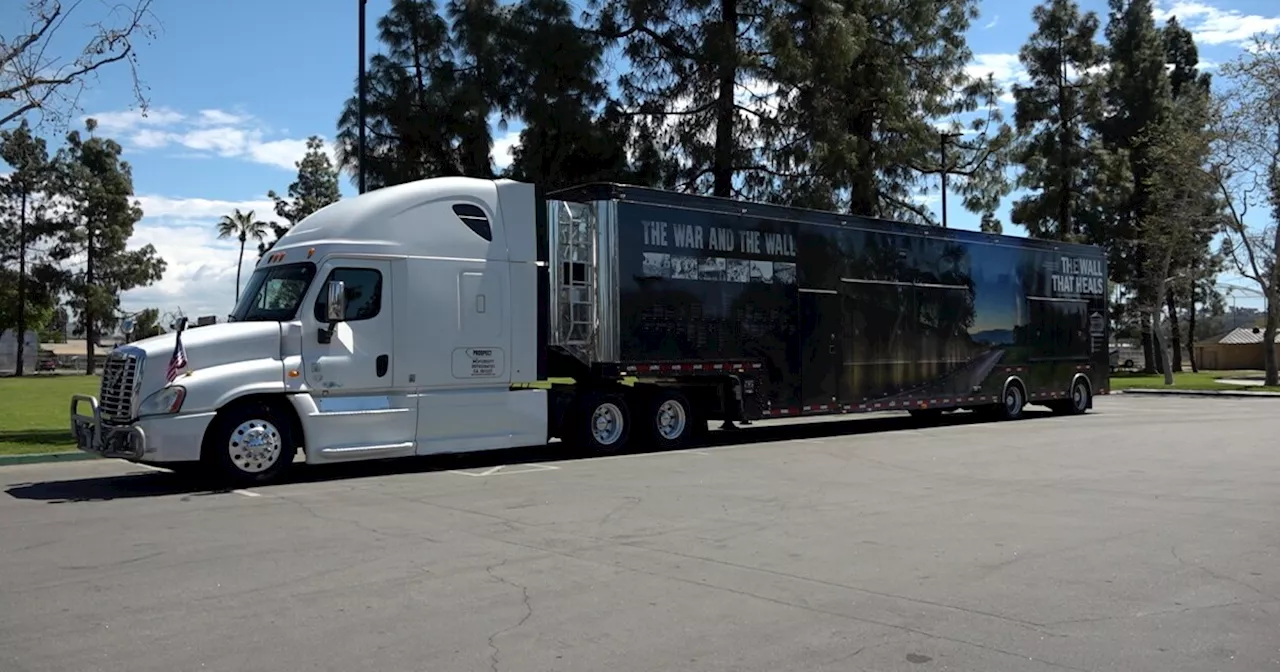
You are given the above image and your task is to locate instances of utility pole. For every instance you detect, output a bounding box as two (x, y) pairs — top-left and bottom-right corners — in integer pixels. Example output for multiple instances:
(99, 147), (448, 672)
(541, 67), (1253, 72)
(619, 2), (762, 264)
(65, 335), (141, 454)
(939, 131), (962, 228)
(355, 0), (366, 193)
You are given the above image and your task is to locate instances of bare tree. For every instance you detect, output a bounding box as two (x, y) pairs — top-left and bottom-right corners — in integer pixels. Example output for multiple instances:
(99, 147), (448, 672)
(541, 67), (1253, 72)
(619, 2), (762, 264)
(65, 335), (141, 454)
(1210, 31), (1280, 385)
(1, 0), (158, 129)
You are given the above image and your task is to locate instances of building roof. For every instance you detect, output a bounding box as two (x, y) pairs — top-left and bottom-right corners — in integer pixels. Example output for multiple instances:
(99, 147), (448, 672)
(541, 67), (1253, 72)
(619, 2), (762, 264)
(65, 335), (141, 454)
(1213, 327), (1280, 345)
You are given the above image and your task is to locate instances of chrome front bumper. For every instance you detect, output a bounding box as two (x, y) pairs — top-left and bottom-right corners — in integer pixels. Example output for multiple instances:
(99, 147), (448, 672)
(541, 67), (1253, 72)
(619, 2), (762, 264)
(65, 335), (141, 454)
(70, 394), (147, 460)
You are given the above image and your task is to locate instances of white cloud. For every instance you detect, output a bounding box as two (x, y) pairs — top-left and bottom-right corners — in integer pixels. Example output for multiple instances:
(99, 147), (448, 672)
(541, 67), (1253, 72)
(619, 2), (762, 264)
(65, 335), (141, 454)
(983, 15), (1000, 30)
(1154, 1), (1280, 47)
(119, 196), (286, 319)
(83, 106), (329, 171)
(90, 107), (187, 134)
(106, 113), (524, 319)
(965, 53), (1028, 105)
(135, 195), (276, 220)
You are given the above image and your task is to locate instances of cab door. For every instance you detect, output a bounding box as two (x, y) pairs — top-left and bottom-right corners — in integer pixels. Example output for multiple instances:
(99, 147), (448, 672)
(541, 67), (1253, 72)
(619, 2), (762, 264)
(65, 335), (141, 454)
(300, 259), (417, 461)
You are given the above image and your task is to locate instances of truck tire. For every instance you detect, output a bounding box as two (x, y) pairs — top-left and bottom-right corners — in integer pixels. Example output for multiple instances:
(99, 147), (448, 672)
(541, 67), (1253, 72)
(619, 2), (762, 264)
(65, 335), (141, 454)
(996, 382), (1026, 421)
(568, 391), (631, 453)
(1058, 378), (1091, 415)
(203, 402), (294, 485)
(643, 389), (697, 449)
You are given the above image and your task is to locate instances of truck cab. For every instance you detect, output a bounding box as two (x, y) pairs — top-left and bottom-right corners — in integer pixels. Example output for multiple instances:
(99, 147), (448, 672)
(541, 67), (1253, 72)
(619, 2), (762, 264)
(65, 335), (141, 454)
(71, 176), (550, 484)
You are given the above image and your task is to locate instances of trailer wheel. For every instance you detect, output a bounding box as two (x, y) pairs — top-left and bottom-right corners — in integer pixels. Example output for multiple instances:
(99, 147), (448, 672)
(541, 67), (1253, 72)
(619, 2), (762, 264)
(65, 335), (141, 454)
(569, 392), (631, 453)
(203, 402), (294, 485)
(1060, 378), (1091, 415)
(644, 389), (696, 449)
(997, 382), (1026, 421)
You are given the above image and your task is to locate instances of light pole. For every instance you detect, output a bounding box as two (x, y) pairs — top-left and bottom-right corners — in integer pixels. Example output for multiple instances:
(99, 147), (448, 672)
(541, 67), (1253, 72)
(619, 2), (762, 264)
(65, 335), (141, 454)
(939, 131), (962, 228)
(358, 0), (368, 194)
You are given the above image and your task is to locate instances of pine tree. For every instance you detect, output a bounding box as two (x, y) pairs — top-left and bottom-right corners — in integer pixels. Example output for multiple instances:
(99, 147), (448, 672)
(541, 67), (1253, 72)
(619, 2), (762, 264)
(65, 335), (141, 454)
(1096, 0), (1174, 373)
(445, 0), (507, 177)
(336, 0), (507, 188)
(260, 136), (341, 256)
(1009, 0), (1106, 242)
(337, 0), (458, 188)
(1140, 91), (1215, 384)
(595, 0), (771, 197)
(499, 0), (652, 189)
(48, 118), (166, 374)
(1158, 15), (1215, 372)
(762, 0), (1013, 222)
(0, 119), (58, 375)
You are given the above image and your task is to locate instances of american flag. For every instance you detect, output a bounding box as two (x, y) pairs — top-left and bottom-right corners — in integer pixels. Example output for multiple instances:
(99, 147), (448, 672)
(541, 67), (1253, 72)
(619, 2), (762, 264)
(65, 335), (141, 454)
(166, 322), (188, 383)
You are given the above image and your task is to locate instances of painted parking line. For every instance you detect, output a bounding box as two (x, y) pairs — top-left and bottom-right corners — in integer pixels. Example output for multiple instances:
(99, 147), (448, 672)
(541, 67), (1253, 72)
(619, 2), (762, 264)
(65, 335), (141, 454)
(447, 463), (561, 477)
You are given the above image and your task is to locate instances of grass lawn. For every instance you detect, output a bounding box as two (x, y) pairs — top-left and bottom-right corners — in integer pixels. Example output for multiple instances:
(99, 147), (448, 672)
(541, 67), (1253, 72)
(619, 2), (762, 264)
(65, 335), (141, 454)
(0, 375), (100, 456)
(1109, 370), (1280, 392)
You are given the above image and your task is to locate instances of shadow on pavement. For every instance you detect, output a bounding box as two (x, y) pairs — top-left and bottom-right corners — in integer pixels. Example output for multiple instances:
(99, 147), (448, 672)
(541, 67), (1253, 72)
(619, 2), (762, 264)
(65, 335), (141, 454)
(5, 407), (1061, 503)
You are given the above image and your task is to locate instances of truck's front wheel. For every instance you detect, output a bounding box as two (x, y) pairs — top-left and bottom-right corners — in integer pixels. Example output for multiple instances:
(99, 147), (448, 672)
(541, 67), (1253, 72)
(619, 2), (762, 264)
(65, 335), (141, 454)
(204, 402), (294, 485)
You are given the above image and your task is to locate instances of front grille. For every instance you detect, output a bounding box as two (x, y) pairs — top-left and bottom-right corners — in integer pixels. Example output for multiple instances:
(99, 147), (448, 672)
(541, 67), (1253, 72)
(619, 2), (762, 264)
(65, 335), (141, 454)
(99, 351), (141, 423)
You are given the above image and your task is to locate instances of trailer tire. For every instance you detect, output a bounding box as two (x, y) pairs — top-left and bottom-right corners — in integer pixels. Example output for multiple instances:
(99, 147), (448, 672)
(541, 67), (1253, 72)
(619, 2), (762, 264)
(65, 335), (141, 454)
(643, 389), (697, 450)
(203, 401), (294, 486)
(997, 381), (1026, 421)
(568, 392), (631, 453)
(1059, 378), (1091, 415)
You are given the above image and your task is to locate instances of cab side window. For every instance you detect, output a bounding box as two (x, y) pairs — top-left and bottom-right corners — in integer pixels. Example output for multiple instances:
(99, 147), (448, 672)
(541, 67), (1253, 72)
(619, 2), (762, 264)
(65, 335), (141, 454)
(314, 268), (383, 321)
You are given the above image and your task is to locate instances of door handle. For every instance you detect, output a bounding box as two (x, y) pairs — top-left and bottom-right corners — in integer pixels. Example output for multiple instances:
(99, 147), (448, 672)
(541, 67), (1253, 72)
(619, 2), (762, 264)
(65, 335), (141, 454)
(376, 354), (389, 378)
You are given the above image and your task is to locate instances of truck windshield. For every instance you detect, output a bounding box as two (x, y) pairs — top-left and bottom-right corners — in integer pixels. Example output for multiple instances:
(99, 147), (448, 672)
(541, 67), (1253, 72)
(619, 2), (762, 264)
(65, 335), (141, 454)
(228, 262), (317, 322)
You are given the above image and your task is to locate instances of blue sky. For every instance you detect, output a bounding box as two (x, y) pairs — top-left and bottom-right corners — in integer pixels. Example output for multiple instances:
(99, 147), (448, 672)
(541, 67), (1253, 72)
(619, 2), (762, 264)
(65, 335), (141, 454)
(3, 0), (1279, 320)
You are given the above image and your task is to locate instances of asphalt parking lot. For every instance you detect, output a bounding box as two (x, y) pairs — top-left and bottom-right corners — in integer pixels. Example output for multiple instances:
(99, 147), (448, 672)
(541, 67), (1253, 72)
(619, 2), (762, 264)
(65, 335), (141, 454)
(2, 395), (1278, 672)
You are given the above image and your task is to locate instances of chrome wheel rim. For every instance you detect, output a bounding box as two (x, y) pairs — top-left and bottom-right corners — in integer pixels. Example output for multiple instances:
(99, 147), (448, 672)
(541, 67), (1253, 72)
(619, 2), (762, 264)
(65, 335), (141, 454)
(656, 399), (687, 440)
(229, 419), (283, 473)
(591, 403), (625, 446)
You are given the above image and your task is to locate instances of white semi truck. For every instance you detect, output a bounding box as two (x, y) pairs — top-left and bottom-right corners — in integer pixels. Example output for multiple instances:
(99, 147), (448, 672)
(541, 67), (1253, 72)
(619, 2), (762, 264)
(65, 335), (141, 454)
(71, 176), (1108, 485)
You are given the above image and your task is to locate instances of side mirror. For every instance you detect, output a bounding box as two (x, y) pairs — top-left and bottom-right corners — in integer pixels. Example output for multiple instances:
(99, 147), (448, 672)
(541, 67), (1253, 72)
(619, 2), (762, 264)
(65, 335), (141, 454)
(325, 280), (347, 323)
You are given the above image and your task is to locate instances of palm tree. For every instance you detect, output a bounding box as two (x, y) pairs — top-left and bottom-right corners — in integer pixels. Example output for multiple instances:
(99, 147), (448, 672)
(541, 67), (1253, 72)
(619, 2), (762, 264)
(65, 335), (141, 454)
(217, 209), (269, 303)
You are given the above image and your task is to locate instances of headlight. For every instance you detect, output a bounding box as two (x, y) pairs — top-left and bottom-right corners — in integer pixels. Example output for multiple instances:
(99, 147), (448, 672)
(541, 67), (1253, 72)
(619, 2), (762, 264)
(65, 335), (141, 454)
(139, 386), (186, 416)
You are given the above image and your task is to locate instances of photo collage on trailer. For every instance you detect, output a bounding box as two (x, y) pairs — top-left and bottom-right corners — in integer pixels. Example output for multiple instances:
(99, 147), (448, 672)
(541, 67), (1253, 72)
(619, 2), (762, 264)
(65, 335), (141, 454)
(640, 252), (797, 287)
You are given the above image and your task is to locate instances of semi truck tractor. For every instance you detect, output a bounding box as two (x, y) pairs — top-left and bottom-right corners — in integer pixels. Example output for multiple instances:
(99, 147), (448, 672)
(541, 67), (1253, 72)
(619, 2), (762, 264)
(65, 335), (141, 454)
(71, 177), (1110, 484)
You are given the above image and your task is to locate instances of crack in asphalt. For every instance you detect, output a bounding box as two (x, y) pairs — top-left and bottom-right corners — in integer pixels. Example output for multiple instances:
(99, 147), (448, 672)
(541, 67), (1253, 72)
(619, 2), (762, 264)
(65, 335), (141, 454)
(484, 558), (535, 672)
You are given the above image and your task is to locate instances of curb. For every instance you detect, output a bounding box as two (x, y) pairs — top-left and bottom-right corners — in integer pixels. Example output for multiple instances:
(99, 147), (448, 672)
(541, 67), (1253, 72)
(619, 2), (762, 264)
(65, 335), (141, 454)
(0, 452), (100, 467)
(1117, 388), (1280, 398)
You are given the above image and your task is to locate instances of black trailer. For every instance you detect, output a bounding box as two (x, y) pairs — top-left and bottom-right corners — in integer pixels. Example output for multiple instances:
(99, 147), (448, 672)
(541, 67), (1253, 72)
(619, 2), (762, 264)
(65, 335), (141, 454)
(540, 183), (1109, 450)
